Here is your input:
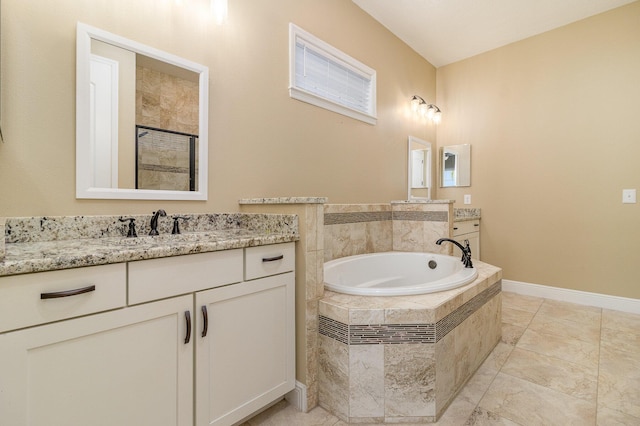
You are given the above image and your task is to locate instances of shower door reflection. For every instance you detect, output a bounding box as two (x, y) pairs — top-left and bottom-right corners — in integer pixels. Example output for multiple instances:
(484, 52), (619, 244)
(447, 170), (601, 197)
(135, 126), (198, 191)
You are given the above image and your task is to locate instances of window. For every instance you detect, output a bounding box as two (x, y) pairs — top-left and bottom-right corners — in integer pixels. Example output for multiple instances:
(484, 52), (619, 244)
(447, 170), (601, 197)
(289, 23), (377, 125)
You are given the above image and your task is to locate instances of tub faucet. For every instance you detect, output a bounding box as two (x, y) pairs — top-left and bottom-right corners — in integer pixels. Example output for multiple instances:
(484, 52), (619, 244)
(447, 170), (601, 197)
(436, 238), (474, 268)
(149, 209), (167, 236)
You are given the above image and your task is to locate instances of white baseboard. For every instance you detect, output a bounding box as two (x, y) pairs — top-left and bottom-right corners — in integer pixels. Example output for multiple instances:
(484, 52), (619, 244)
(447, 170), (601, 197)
(285, 381), (308, 412)
(502, 279), (640, 314)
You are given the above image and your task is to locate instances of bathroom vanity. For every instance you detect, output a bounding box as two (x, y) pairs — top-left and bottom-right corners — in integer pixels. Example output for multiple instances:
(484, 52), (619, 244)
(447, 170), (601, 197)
(453, 208), (481, 260)
(0, 213), (297, 426)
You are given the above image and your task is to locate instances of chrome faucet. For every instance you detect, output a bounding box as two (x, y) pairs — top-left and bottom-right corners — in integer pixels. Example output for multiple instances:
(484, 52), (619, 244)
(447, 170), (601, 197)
(436, 238), (474, 268)
(149, 209), (167, 236)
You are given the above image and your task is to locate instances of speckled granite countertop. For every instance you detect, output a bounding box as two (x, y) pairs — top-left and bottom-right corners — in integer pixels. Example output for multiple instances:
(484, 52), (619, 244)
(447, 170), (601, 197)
(1, 213), (298, 277)
(454, 208), (481, 222)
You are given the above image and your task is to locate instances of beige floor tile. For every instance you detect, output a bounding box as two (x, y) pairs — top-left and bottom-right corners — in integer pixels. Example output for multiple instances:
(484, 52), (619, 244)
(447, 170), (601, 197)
(457, 362), (500, 405)
(602, 309), (640, 334)
(479, 373), (596, 426)
(501, 347), (598, 401)
(527, 313), (600, 344)
(501, 322), (526, 346)
(502, 306), (535, 328)
(598, 344), (640, 419)
(433, 397), (477, 425)
(481, 342), (514, 371)
(517, 328), (599, 369)
(537, 299), (601, 325)
(464, 407), (521, 425)
(501, 292), (543, 313)
(596, 405), (640, 425)
(601, 326), (640, 354)
(244, 400), (340, 425)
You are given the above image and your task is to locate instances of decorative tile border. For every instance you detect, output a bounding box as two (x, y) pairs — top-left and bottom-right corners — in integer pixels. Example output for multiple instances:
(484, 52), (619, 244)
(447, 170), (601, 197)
(392, 211), (448, 222)
(324, 211), (392, 225)
(319, 281), (501, 345)
(324, 210), (449, 225)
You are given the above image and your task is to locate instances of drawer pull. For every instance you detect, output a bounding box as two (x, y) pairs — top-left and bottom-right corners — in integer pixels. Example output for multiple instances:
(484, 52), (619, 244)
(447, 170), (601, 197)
(262, 254), (284, 262)
(40, 285), (96, 299)
(474, 223), (479, 227)
(184, 311), (191, 344)
(201, 305), (208, 338)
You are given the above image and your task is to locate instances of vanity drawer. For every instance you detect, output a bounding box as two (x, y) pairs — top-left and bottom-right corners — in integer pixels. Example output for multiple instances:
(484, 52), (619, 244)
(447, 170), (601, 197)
(245, 242), (295, 281)
(0, 264), (126, 333)
(453, 220), (480, 236)
(128, 249), (243, 305)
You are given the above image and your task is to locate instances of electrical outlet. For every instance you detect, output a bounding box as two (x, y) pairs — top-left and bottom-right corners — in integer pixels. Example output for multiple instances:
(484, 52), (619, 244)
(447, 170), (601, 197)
(623, 189), (637, 204)
(464, 194), (472, 205)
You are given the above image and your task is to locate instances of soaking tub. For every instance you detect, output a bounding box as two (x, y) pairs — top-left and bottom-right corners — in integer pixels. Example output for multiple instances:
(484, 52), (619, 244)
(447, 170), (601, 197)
(324, 251), (478, 296)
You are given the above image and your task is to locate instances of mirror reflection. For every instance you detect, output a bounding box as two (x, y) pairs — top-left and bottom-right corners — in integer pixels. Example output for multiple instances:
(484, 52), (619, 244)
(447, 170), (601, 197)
(407, 136), (432, 199)
(76, 23), (209, 200)
(440, 144), (471, 187)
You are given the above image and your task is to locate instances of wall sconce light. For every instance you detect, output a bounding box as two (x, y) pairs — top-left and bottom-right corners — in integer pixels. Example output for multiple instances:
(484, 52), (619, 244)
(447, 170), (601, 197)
(411, 95), (442, 124)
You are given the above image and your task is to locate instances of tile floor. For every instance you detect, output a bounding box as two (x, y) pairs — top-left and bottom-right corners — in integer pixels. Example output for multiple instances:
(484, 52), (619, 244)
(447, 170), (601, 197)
(242, 291), (640, 425)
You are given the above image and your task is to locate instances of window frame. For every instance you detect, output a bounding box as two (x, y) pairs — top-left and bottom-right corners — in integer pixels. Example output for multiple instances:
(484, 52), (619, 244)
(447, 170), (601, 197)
(288, 23), (377, 125)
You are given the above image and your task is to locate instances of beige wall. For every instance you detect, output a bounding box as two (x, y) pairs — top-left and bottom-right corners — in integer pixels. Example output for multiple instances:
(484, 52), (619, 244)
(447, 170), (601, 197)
(0, 0), (436, 217)
(436, 2), (640, 299)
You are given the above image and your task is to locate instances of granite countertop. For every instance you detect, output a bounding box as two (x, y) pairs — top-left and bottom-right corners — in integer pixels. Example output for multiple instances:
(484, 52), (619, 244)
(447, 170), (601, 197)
(1, 213), (299, 277)
(454, 208), (481, 222)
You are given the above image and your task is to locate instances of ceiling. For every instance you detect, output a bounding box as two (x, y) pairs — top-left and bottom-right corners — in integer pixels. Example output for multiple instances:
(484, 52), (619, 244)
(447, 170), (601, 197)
(352, 0), (637, 67)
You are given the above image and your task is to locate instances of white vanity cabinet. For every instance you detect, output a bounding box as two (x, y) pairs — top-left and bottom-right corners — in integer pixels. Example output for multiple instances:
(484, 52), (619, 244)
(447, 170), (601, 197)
(0, 264), (194, 426)
(196, 244), (295, 426)
(0, 241), (295, 426)
(452, 219), (480, 260)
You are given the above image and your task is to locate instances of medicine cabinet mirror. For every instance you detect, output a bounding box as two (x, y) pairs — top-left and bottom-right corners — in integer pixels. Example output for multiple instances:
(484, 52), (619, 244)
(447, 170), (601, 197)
(440, 144), (471, 188)
(407, 136), (432, 200)
(76, 23), (209, 200)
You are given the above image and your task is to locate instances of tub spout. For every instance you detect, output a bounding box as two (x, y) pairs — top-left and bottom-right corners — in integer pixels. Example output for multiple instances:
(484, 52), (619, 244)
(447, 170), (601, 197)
(436, 238), (474, 268)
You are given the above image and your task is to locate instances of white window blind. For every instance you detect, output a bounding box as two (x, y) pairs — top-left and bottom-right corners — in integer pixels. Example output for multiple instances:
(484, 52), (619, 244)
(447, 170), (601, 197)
(289, 24), (377, 125)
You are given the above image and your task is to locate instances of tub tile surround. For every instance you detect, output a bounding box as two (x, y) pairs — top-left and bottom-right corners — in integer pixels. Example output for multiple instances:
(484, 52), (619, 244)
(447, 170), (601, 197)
(318, 262), (502, 423)
(239, 198), (485, 416)
(1, 212), (298, 276)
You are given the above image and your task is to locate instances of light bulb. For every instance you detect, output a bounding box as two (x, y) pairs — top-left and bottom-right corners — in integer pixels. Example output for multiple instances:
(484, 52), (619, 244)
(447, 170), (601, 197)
(432, 111), (442, 124)
(426, 105), (435, 119)
(411, 97), (421, 113)
(419, 103), (428, 117)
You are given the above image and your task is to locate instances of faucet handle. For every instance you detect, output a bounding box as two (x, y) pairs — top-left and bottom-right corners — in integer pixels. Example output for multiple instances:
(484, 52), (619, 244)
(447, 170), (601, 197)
(172, 216), (189, 235)
(119, 217), (138, 238)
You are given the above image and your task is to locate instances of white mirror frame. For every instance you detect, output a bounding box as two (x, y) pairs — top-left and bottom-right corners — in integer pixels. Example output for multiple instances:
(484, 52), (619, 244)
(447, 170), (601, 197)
(76, 22), (209, 200)
(407, 136), (432, 200)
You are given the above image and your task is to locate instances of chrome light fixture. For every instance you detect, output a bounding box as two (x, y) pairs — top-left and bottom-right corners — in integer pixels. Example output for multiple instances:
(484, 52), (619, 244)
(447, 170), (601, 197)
(411, 95), (442, 124)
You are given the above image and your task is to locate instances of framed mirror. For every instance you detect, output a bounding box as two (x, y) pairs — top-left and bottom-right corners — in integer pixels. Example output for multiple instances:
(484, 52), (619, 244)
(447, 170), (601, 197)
(407, 136), (432, 200)
(440, 144), (471, 187)
(76, 23), (209, 200)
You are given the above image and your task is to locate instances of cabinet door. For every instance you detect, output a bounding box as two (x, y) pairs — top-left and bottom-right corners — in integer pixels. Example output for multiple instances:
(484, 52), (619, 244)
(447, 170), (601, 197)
(0, 295), (193, 426)
(453, 233), (480, 260)
(195, 272), (295, 426)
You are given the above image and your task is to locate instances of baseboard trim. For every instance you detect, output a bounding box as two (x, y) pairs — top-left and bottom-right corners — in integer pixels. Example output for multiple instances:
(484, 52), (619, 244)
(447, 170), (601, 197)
(285, 381), (307, 412)
(503, 279), (640, 314)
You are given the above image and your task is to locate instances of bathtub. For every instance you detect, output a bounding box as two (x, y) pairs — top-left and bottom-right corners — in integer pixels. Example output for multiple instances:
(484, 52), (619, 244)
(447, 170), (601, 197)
(324, 251), (478, 296)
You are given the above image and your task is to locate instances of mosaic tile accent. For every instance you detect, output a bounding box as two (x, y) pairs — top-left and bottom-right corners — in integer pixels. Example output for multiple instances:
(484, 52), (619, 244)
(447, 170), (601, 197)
(319, 281), (501, 346)
(319, 316), (349, 344)
(350, 323), (437, 345)
(324, 211), (392, 225)
(392, 211), (448, 222)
